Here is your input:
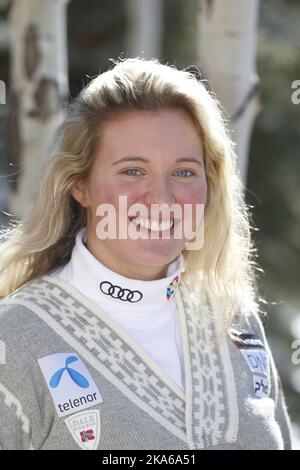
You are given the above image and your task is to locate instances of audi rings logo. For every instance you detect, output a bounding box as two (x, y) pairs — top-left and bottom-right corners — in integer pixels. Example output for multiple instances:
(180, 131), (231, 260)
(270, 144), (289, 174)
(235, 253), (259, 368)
(99, 281), (143, 303)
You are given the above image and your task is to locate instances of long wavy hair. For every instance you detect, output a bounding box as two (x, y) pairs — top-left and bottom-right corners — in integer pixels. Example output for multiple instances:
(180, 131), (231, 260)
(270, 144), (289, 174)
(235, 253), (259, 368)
(0, 57), (263, 325)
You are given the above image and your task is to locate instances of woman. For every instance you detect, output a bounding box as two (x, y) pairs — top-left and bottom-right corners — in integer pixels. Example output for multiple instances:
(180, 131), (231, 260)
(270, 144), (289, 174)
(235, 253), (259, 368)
(0, 57), (292, 450)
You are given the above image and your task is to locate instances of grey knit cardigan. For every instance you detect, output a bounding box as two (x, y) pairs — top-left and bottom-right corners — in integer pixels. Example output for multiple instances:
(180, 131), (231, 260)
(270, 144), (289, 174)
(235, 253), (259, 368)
(0, 275), (292, 450)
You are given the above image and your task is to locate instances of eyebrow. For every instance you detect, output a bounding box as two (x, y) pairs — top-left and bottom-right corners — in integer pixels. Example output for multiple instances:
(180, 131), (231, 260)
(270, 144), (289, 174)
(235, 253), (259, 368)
(111, 156), (203, 167)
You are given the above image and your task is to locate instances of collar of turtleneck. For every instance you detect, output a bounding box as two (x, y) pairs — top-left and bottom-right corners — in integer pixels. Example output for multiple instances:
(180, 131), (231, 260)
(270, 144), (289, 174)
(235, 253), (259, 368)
(56, 227), (185, 312)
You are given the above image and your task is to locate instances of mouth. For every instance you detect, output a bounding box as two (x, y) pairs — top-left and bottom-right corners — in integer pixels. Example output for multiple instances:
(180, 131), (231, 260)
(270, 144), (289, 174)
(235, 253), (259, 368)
(128, 216), (175, 234)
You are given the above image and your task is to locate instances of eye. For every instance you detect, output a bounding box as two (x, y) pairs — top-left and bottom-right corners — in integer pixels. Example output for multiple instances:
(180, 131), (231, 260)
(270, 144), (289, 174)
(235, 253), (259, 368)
(121, 168), (144, 176)
(174, 169), (195, 177)
(121, 168), (196, 177)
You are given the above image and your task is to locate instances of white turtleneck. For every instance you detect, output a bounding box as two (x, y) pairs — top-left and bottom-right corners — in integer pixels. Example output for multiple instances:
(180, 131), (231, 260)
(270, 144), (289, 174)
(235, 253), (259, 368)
(49, 227), (186, 391)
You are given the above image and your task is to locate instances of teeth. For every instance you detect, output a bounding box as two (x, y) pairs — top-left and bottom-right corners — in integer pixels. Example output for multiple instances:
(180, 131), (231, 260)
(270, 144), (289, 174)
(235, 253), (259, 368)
(130, 217), (174, 232)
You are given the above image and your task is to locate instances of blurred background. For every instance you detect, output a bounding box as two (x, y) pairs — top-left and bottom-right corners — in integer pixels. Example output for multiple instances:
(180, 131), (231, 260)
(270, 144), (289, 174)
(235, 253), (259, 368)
(0, 0), (299, 448)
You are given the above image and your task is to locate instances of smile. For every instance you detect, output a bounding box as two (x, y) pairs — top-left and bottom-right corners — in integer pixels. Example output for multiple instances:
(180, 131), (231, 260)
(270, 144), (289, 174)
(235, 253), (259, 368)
(129, 217), (175, 232)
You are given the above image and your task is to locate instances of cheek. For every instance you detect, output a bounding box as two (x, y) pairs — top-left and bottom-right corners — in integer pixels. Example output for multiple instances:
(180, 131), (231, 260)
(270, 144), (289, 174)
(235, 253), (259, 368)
(112, 183), (142, 214)
(177, 182), (207, 234)
(85, 179), (115, 221)
(89, 180), (141, 215)
(177, 180), (207, 205)
(198, 182), (207, 204)
(116, 182), (142, 205)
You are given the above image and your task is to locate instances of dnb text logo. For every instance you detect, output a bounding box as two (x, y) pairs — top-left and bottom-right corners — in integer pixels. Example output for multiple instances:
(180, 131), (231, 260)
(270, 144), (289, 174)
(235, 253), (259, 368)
(49, 355), (90, 389)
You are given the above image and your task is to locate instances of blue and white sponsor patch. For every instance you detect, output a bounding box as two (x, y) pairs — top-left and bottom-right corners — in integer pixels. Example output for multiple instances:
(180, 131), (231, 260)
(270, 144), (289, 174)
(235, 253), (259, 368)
(240, 348), (270, 398)
(239, 348), (269, 376)
(252, 374), (269, 398)
(38, 353), (103, 417)
(229, 329), (270, 398)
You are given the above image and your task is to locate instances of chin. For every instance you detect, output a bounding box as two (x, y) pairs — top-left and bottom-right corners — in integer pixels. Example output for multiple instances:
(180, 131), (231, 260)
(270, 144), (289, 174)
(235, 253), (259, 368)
(130, 246), (182, 267)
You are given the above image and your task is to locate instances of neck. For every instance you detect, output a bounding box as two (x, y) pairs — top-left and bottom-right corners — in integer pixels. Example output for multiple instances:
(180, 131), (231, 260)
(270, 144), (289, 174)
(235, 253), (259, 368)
(86, 238), (170, 281)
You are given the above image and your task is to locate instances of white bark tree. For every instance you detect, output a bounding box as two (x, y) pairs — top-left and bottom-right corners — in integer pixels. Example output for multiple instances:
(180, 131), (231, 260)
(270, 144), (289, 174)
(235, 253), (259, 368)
(0, 0), (9, 51)
(197, 0), (261, 185)
(8, 0), (70, 218)
(0, 0), (10, 225)
(125, 0), (163, 59)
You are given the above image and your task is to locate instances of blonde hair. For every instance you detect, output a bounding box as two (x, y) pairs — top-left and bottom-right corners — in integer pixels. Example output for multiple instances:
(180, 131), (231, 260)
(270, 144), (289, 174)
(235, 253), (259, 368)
(0, 57), (263, 325)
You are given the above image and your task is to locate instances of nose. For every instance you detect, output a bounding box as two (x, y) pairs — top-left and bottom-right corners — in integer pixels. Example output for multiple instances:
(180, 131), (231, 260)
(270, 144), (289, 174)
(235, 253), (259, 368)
(142, 176), (176, 208)
(139, 177), (178, 223)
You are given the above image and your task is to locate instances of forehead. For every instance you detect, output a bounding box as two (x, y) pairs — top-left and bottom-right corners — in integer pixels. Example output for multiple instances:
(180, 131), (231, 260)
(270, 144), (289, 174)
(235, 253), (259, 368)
(97, 109), (203, 158)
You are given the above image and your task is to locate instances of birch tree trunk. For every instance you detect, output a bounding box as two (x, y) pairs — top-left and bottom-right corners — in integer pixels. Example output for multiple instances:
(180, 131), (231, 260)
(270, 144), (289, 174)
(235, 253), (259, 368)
(0, 1), (10, 226)
(8, 0), (70, 218)
(197, 0), (261, 185)
(125, 0), (163, 59)
(0, 0), (9, 51)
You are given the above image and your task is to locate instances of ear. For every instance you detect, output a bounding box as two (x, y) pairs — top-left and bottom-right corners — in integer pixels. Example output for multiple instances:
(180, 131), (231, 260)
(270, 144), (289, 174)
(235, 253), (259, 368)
(71, 180), (90, 208)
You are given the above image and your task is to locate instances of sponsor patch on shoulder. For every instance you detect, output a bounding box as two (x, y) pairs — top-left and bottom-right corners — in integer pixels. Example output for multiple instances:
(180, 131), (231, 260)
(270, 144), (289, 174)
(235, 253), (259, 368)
(252, 374), (269, 398)
(239, 348), (269, 376)
(38, 353), (103, 417)
(229, 329), (270, 398)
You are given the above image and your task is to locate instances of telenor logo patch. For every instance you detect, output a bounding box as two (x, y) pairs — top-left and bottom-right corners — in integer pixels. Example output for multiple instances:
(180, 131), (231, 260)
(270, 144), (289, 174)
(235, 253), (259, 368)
(38, 353), (103, 417)
(50, 355), (90, 389)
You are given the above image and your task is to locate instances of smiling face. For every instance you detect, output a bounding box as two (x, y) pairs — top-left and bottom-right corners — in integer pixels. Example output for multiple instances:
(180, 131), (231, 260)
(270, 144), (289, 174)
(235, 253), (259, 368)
(71, 109), (207, 280)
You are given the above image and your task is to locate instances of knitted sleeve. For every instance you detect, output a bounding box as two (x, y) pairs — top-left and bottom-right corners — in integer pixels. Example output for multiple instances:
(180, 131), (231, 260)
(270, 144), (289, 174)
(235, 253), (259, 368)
(0, 305), (36, 450)
(0, 383), (32, 450)
(246, 309), (293, 450)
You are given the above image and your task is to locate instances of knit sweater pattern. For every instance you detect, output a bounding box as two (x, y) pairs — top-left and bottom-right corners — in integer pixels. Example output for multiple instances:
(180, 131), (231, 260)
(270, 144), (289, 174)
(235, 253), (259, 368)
(0, 275), (292, 450)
